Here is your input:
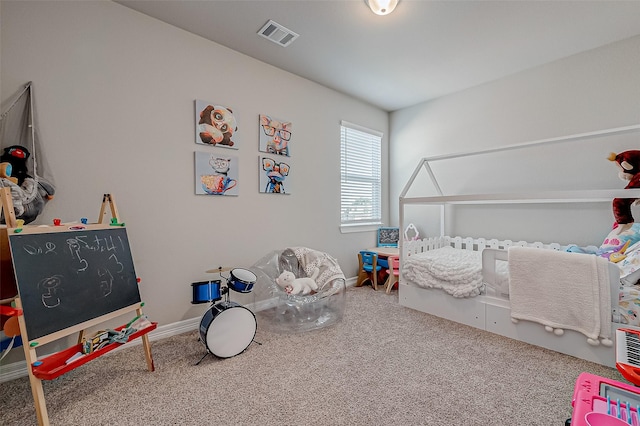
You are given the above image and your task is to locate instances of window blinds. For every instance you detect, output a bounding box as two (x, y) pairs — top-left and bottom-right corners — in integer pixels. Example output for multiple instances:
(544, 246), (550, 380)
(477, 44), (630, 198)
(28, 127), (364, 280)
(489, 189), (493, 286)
(340, 120), (382, 225)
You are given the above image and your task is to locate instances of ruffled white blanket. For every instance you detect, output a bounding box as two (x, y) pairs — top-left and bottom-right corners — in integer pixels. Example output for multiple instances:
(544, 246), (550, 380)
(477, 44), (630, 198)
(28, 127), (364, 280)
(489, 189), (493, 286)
(287, 246), (345, 289)
(403, 246), (483, 298)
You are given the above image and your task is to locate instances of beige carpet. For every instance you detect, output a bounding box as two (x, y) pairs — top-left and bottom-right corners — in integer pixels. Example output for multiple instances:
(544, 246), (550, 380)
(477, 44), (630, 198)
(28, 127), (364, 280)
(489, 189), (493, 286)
(0, 287), (624, 425)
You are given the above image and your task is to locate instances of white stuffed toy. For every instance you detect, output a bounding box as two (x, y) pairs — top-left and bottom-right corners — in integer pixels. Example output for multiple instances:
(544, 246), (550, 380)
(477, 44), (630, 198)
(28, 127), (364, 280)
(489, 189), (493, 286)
(276, 268), (319, 295)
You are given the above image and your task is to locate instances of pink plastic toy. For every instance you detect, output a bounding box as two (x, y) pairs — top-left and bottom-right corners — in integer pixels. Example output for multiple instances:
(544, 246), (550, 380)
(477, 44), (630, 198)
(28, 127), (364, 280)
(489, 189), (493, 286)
(585, 412), (629, 426)
(571, 372), (640, 426)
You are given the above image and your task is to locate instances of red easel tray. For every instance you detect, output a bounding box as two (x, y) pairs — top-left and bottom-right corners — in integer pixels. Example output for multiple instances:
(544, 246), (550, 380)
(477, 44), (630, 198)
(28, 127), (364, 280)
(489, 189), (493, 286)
(31, 322), (157, 380)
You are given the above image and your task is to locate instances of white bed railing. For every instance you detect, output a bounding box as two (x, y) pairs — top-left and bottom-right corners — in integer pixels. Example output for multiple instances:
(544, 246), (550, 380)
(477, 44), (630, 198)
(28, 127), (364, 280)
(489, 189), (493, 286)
(403, 235), (573, 257)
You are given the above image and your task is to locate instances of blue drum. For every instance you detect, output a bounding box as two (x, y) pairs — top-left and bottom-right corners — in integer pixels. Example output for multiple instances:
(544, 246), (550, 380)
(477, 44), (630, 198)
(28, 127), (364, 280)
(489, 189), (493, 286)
(227, 268), (257, 293)
(191, 280), (222, 304)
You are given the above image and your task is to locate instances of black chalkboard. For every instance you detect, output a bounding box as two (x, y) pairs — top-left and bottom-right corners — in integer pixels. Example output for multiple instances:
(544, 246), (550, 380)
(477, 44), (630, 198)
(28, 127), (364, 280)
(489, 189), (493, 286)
(9, 227), (141, 340)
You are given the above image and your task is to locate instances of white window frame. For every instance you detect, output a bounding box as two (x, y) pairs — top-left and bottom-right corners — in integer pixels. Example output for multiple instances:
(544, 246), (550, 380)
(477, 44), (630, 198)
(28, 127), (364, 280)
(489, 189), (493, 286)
(340, 120), (383, 233)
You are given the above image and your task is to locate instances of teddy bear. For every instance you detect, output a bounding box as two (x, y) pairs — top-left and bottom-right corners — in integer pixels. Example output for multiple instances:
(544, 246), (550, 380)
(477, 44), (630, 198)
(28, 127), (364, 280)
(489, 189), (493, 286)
(275, 268), (319, 295)
(197, 105), (237, 146)
(608, 150), (640, 233)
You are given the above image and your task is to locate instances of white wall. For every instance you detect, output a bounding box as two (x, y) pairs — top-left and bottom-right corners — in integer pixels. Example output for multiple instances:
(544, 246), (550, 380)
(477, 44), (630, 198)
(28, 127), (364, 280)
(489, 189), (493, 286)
(0, 0), (389, 355)
(390, 35), (640, 246)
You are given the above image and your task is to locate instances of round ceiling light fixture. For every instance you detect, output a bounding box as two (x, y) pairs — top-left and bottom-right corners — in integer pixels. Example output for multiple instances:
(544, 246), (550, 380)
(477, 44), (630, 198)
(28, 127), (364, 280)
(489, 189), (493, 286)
(365, 0), (399, 16)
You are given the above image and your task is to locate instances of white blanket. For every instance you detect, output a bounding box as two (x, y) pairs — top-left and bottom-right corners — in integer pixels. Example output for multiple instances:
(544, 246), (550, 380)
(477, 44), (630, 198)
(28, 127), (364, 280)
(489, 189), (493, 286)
(403, 246), (483, 298)
(508, 247), (612, 344)
(287, 247), (345, 289)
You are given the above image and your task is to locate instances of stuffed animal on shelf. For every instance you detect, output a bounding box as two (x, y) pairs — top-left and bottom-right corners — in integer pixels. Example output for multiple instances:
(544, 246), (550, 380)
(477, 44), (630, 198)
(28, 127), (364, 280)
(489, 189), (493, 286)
(609, 150), (640, 233)
(275, 268), (319, 295)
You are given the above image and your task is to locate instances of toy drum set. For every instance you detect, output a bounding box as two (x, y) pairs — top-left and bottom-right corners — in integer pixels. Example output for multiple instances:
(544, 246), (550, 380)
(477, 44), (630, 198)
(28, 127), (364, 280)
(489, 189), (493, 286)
(191, 267), (257, 363)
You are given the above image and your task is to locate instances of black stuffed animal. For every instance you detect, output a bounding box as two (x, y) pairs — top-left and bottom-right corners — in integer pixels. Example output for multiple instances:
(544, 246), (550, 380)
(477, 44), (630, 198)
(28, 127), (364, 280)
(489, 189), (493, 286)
(0, 145), (30, 186)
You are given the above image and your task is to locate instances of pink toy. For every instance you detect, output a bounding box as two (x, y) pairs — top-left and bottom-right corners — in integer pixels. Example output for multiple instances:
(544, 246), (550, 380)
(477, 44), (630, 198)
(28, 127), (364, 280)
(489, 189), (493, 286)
(570, 372), (640, 426)
(585, 412), (629, 426)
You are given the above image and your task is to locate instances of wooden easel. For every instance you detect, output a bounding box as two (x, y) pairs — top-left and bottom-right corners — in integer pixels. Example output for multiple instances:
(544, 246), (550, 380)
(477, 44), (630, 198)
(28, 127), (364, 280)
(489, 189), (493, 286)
(0, 186), (18, 227)
(1, 188), (19, 323)
(97, 193), (120, 224)
(0, 190), (156, 426)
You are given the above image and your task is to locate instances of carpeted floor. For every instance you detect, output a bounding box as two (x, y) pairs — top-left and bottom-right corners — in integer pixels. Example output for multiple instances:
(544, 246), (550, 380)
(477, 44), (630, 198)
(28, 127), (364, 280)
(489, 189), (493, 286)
(0, 287), (625, 425)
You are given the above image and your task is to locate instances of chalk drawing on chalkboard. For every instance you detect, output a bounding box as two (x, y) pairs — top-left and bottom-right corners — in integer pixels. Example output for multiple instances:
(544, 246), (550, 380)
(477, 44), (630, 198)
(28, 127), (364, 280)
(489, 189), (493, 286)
(22, 241), (56, 255)
(97, 267), (114, 298)
(38, 276), (63, 308)
(377, 227), (400, 247)
(67, 238), (89, 272)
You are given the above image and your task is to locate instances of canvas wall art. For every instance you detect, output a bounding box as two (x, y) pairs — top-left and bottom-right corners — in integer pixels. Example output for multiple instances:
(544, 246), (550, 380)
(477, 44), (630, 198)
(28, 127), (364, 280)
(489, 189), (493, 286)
(259, 156), (291, 194)
(195, 99), (239, 149)
(259, 114), (291, 156)
(195, 151), (239, 196)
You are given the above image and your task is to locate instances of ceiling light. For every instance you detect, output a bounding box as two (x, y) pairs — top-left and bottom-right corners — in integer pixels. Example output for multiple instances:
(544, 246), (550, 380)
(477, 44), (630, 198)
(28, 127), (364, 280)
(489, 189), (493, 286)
(365, 0), (398, 16)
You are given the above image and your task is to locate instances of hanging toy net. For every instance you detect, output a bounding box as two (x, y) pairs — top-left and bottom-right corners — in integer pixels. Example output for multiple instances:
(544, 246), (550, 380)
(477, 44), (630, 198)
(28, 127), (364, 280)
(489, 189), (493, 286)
(0, 82), (55, 224)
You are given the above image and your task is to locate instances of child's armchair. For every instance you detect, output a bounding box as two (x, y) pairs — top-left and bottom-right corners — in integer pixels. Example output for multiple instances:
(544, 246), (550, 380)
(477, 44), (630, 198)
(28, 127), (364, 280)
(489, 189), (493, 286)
(250, 247), (347, 332)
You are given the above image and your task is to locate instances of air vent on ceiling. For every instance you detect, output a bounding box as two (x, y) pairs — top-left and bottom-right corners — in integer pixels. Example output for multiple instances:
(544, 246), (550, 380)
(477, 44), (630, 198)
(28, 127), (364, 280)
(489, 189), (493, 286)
(258, 20), (299, 47)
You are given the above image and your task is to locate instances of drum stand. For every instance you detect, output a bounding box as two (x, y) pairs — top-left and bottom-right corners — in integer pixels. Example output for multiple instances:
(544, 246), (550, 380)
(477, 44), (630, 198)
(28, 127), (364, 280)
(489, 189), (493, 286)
(194, 341), (264, 366)
(195, 350), (211, 366)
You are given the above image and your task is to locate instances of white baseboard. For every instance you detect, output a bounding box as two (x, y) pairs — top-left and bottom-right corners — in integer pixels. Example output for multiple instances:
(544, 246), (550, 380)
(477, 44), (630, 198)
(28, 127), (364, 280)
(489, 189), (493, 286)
(0, 279), (356, 383)
(0, 357), (27, 383)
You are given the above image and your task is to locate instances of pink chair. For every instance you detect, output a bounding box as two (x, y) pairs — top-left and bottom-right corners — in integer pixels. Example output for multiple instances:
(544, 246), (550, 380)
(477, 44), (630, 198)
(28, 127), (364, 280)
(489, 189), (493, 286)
(383, 255), (400, 294)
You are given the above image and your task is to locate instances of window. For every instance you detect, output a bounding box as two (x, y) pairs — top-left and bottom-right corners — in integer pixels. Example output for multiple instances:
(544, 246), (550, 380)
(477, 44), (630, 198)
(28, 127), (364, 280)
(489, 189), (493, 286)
(340, 120), (382, 230)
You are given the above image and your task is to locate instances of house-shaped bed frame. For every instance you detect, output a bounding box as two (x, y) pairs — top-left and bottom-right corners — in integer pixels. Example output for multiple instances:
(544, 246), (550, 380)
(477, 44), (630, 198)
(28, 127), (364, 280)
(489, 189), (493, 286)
(398, 124), (640, 367)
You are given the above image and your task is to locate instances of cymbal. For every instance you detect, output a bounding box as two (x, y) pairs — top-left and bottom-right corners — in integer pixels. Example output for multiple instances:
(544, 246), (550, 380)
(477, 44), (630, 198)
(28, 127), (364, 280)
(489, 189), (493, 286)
(205, 266), (232, 273)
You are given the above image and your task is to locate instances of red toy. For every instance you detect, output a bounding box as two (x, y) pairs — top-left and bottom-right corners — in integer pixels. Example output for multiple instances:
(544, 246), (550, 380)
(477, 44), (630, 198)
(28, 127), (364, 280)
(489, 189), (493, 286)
(617, 328), (640, 386)
(609, 150), (640, 230)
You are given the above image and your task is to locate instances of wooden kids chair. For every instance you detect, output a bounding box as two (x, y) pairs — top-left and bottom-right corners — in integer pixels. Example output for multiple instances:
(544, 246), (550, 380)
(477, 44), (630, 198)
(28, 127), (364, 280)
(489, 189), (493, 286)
(357, 251), (382, 290)
(383, 255), (400, 294)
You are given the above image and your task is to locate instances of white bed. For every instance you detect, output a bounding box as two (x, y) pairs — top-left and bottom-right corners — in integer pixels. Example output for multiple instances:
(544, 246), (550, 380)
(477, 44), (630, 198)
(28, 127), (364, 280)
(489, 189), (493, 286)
(397, 125), (640, 367)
